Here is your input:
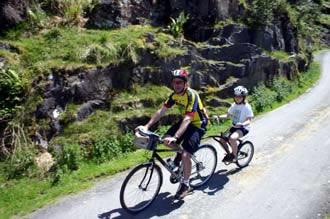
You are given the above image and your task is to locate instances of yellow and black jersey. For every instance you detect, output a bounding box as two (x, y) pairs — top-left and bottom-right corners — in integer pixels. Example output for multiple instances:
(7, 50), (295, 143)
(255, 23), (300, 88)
(164, 87), (208, 130)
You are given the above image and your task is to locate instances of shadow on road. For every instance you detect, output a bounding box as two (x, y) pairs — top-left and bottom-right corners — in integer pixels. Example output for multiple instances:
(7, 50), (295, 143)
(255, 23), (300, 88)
(193, 169), (229, 196)
(98, 166), (245, 218)
(97, 192), (184, 219)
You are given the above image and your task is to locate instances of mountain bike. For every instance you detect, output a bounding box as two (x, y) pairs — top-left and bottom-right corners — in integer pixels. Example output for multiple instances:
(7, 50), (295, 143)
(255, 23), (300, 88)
(205, 130), (254, 168)
(119, 128), (218, 214)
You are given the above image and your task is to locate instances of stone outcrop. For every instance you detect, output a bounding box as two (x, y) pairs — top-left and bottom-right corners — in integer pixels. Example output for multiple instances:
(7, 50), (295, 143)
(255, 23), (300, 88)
(0, 0), (28, 33)
(86, 0), (169, 28)
(1, 0), (317, 146)
(33, 27), (305, 141)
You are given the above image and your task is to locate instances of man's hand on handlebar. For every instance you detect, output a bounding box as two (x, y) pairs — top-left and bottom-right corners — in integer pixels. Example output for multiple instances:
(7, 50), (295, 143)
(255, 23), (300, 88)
(163, 136), (177, 145)
(135, 125), (148, 132)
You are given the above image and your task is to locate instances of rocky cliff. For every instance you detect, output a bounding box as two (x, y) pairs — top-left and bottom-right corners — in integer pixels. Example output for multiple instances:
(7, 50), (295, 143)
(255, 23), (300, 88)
(0, 0), (328, 151)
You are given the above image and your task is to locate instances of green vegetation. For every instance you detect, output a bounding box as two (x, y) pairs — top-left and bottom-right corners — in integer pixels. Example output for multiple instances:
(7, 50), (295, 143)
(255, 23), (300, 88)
(168, 11), (189, 38)
(12, 25), (155, 71)
(1, 25), (185, 83)
(0, 150), (154, 219)
(248, 0), (277, 27)
(0, 68), (25, 119)
(250, 62), (320, 114)
(266, 50), (291, 61)
(0, 0), (327, 218)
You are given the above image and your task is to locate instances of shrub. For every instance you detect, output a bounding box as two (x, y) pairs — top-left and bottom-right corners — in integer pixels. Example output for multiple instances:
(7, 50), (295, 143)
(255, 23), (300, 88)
(4, 144), (37, 179)
(0, 68), (25, 120)
(44, 28), (62, 43)
(55, 143), (82, 172)
(86, 133), (135, 164)
(272, 76), (293, 101)
(27, 3), (47, 30)
(117, 133), (135, 153)
(88, 138), (122, 164)
(82, 44), (116, 64)
(168, 12), (189, 38)
(39, 0), (94, 20)
(251, 82), (277, 112)
(248, 0), (277, 27)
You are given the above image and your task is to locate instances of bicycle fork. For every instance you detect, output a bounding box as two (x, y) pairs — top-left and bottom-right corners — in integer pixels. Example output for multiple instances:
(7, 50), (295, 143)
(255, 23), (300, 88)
(138, 162), (155, 191)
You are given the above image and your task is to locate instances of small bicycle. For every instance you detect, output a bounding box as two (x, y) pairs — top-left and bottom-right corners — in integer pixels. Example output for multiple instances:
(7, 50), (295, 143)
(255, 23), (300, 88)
(205, 130), (254, 168)
(119, 128), (218, 214)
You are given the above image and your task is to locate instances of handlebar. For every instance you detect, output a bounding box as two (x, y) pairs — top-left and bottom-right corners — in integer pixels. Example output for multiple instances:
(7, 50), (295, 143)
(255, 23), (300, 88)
(136, 127), (164, 144)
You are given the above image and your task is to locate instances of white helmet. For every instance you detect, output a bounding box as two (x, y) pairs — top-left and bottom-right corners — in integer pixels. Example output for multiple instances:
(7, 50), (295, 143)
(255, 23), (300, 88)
(134, 131), (150, 149)
(171, 69), (189, 82)
(234, 86), (248, 97)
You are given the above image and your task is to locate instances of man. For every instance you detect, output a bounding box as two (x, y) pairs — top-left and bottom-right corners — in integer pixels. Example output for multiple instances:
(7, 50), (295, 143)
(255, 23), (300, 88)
(137, 69), (208, 199)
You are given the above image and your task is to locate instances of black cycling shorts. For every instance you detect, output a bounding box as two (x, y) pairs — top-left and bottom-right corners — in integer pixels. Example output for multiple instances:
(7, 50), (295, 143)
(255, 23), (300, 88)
(165, 121), (205, 154)
(228, 127), (249, 137)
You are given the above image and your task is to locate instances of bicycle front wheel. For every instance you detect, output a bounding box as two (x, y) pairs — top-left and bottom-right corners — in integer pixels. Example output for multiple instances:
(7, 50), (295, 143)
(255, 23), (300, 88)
(236, 141), (254, 168)
(120, 162), (163, 214)
(190, 144), (217, 188)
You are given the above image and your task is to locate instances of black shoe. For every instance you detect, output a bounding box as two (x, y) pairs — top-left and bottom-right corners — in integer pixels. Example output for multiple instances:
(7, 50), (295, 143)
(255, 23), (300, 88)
(174, 183), (192, 199)
(222, 153), (235, 162)
(173, 153), (182, 166)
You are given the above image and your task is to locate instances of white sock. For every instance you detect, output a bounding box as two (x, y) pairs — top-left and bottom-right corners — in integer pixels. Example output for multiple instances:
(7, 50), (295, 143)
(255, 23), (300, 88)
(183, 179), (189, 186)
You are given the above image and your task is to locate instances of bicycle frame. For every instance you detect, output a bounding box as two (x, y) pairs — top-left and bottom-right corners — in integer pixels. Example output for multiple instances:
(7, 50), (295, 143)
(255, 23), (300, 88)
(206, 135), (231, 154)
(148, 147), (203, 184)
(134, 128), (209, 189)
(204, 134), (244, 154)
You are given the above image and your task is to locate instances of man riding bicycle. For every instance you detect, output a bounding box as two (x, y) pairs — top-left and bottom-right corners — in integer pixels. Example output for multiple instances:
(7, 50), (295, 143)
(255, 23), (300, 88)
(136, 69), (208, 199)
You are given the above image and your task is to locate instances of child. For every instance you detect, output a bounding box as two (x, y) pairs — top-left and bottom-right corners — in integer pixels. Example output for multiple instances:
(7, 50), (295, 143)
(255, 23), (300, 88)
(213, 86), (254, 162)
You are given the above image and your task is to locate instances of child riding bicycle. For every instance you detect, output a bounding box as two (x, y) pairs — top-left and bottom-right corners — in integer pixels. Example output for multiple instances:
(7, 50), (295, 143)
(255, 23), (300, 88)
(136, 69), (208, 199)
(212, 85), (254, 162)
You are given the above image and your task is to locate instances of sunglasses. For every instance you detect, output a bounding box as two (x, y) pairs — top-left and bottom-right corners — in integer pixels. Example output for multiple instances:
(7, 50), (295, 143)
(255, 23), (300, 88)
(172, 80), (184, 85)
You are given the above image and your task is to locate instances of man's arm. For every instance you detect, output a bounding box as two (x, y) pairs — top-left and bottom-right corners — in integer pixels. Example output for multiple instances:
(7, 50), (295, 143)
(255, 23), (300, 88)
(173, 114), (192, 139)
(144, 106), (168, 130)
(163, 114), (192, 145)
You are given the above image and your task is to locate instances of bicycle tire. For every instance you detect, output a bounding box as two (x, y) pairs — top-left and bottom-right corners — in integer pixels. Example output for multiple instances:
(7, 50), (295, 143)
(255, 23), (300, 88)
(189, 144), (217, 188)
(120, 162), (163, 214)
(236, 141), (254, 168)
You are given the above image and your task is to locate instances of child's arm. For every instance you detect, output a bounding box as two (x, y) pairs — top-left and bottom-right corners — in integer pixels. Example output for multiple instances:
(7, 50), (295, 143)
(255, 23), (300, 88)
(213, 112), (231, 121)
(234, 116), (252, 127)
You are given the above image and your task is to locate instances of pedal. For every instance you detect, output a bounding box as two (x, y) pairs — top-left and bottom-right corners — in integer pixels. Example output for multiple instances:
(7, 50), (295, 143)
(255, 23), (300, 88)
(170, 175), (179, 184)
(169, 169), (180, 184)
(223, 161), (231, 166)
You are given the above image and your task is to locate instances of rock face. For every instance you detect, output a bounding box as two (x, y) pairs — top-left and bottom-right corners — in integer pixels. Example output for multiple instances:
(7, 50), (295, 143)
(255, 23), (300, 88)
(86, 0), (246, 41)
(1, 0), (317, 145)
(34, 26), (306, 141)
(0, 0), (28, 33)
(86, 0), (170, 28)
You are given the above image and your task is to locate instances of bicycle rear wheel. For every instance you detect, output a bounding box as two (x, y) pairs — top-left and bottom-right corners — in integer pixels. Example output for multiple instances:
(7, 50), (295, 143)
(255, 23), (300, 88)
(236, 141), (254, 168)
(189, 144), (217, 188)
(120, 162), (163, 214)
